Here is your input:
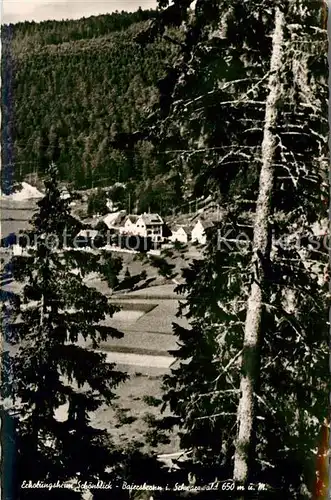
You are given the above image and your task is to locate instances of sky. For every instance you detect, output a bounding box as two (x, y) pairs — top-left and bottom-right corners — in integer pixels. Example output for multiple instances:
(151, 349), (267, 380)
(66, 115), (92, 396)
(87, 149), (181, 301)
(2, 0), (157, 24)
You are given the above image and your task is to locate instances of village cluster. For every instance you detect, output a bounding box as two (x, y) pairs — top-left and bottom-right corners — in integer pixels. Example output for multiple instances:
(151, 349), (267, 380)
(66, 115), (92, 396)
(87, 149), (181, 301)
(77, 210), (216, 248)
(1, 184), (219, 258)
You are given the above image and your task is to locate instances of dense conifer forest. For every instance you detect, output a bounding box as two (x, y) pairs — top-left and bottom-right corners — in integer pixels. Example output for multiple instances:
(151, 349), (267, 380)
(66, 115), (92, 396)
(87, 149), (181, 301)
(1, 10), (181, 207)
(1, 2), (329, 498)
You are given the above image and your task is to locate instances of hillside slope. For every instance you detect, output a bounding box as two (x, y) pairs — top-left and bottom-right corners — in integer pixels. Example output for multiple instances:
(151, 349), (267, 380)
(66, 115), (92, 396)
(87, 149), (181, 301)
(2, 10), (180, 207)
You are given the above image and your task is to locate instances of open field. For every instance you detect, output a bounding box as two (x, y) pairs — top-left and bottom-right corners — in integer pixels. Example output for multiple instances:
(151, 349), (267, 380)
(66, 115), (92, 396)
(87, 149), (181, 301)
(90, 369), (180, 455)
(115, 283), (184, 298)
(54, 367), (179, 455)
(1, 198), (194, 457)
(99, 334), (175, 357)
(0, 199), (37, 239)
(104, 298), (190, 336)
(102, 350), (173, 365)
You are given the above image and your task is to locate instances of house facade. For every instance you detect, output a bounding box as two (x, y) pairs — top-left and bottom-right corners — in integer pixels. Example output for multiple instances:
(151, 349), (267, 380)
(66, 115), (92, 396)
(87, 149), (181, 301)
(191, 219), (214, 245)
(135, 213), (164, 240)
(120, 215), (139, 235)
(170, 225), (191, 244)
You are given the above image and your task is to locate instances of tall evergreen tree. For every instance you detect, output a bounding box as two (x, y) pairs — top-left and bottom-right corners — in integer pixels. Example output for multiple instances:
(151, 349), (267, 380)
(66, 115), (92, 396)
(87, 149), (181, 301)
(233, 6), (286, 484)
(2, 165), (127, 499)
(135, 0), (328, 496)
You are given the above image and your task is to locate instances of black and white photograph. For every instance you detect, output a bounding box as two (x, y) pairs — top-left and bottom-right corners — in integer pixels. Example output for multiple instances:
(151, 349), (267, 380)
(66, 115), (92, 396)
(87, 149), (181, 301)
(1, 0), (329, 498)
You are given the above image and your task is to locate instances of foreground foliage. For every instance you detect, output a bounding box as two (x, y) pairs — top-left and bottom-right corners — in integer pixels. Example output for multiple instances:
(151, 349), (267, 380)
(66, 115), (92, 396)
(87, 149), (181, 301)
(135, 0), (328, 497)
(2, 166), (128, 498)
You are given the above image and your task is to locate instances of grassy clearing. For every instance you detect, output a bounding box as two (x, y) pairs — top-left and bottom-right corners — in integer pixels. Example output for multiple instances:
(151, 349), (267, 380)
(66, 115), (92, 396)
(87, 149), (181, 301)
(91, 369), (179, 455)
(97, 345), (173, 357)
(110, 301), (158, 313)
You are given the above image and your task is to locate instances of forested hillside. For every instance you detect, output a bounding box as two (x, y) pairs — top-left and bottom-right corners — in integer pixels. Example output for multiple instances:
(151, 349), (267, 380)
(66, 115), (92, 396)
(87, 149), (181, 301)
(1, 1), (329, 498)
(1, 10), (181, 209)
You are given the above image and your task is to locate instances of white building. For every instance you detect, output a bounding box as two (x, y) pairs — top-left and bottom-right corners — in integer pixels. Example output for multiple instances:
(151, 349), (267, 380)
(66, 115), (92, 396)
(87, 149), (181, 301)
(135, 213), (164, 239)
(191, 219), (214, 245)
(120, 215), (139, 235)
(170, 225), (191, 244)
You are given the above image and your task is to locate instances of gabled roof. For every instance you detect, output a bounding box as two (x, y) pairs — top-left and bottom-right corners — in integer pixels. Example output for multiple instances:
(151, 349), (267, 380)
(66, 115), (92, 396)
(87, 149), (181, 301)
(138, 213), (163, 225)
(102, 211), (127, 229)
(172, 225), (192, 235)
(126, 215), (139, 224)
(193, 219), (215, 230)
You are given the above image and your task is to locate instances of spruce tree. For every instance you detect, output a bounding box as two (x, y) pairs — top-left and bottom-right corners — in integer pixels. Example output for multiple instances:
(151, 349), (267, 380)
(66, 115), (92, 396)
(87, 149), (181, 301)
(2, 165), (127, 499)
(233, 6), (286, 484)
(134, 0), (328, 496)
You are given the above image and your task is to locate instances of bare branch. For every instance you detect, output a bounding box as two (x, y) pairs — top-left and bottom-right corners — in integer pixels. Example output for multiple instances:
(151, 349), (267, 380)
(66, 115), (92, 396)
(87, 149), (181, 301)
(195, 412), (237, 421)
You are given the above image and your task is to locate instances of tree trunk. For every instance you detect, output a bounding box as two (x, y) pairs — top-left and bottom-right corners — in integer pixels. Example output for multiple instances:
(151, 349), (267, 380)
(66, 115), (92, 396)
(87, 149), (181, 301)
(233, 7), (285, 485)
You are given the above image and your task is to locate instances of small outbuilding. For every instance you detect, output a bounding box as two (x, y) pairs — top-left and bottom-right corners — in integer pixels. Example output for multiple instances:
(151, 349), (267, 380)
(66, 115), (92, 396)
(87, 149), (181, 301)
(191, 219), (215, 245)
(170, 225), (191, 244)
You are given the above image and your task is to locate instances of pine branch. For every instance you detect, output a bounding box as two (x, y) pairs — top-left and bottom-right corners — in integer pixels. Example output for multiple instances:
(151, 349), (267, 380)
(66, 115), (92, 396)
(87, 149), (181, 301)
(195, 412), (236, 421)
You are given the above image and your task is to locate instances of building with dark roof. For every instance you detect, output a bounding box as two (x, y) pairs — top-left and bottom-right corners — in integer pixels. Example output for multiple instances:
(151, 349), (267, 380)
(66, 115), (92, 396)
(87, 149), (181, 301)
(191, 219), (215, 245)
